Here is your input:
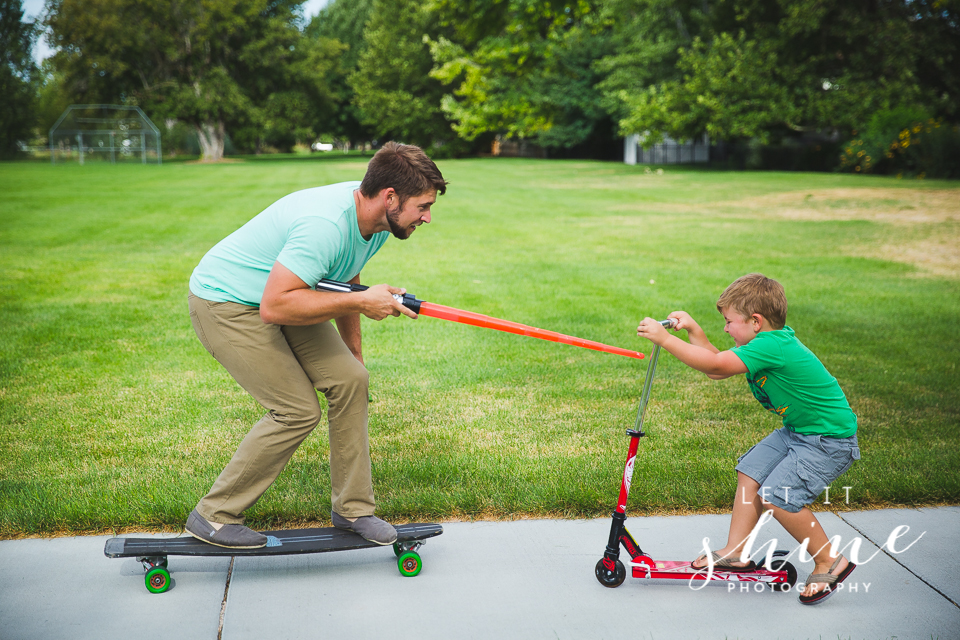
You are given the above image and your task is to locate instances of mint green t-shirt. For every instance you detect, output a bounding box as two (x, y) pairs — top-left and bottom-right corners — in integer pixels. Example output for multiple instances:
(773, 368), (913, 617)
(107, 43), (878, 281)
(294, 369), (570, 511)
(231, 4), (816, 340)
(189, 182), (389, 306)
(732, 327), (857, 438)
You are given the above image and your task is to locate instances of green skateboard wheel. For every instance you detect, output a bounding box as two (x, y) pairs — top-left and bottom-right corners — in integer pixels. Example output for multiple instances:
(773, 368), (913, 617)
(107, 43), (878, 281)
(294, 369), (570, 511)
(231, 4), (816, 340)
(397, 551), (422, 577)
(145, 565), (171, 593)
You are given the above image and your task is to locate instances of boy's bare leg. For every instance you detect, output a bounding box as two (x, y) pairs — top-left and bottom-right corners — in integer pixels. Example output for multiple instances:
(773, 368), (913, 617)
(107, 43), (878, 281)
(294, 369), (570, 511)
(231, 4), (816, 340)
(769, 505), (850, 598)
(693, 474), (850, 594)
(692, 472), (764, 568)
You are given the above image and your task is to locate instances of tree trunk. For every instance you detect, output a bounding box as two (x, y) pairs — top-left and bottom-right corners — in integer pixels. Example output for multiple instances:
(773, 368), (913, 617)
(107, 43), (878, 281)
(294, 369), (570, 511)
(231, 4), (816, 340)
(196, 121), (225, 162)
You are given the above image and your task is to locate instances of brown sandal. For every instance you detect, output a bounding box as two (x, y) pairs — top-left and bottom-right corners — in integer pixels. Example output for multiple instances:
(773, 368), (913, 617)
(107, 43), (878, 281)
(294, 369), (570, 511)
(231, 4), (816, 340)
(799, 556), (856, 605)
(691, 550), (757, 572)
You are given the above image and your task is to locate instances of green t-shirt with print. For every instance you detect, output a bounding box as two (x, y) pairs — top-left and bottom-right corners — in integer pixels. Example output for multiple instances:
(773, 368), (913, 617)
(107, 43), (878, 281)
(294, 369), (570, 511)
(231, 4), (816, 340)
(189, 181), (389, 306)
(731, 327), (857, 438)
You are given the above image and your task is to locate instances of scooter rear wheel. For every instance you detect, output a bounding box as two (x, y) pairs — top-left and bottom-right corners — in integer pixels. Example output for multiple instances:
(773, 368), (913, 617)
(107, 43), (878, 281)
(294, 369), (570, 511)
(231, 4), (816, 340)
(595, 558), (626, 588)
(765, 552), (798, 591)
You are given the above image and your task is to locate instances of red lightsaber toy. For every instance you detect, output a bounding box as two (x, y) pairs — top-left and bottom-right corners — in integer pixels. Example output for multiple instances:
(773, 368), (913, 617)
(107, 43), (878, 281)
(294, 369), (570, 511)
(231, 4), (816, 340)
(315, 279), (644, 360)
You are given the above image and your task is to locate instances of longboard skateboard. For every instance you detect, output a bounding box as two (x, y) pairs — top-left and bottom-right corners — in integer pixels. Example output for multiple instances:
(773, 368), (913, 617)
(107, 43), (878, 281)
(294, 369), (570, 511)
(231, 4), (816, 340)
(104, 522), (443, 593)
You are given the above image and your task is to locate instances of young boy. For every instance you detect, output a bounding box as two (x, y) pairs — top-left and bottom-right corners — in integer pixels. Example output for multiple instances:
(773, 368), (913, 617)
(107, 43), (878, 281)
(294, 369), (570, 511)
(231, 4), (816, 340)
(636, 273), (860, 605)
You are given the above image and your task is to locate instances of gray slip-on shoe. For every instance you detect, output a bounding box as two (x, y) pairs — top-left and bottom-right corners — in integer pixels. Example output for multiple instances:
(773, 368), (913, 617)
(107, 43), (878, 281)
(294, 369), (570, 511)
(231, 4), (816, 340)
(185, 509), (267, 549)
(332, 511), (398, 545)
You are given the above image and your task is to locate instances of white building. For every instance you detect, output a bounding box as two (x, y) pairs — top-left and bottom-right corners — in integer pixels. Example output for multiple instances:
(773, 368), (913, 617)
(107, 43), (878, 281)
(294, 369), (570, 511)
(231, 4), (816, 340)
(624, 133), (710, 165)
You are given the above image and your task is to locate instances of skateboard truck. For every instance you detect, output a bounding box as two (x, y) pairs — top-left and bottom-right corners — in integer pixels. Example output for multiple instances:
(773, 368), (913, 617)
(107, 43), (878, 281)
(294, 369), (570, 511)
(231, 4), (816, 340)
(394, 539), (428, 576)
(137, 556), (171, 594)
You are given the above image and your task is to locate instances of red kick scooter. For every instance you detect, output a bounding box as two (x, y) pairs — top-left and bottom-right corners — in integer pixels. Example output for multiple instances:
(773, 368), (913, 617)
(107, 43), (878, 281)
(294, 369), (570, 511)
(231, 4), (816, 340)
(595, 320), (798, 591)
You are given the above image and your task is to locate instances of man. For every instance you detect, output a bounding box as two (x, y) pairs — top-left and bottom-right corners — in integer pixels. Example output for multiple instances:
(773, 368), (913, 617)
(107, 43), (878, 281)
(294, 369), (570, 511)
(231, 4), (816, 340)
(185, 142), (447, 548)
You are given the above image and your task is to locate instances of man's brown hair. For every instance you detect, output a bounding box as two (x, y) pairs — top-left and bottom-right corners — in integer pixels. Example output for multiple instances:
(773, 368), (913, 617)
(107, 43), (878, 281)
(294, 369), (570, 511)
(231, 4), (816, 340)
(716, 273), (788, 329)
(359, 142), (448, 206)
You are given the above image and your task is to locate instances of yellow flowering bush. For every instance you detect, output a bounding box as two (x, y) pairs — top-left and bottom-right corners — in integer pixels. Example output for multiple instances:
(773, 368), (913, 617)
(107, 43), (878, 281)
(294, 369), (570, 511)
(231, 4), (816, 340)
(838, 139), (872, 173)
(840, 108), (960, 178)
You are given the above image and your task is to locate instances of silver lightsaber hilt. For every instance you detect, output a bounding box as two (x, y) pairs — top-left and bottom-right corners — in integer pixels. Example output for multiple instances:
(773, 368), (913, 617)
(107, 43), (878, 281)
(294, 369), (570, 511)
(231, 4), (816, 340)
(315, 278), (423, 313)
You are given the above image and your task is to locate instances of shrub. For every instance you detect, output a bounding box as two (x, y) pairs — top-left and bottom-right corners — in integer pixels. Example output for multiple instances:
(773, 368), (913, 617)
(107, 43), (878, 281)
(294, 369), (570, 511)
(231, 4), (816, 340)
(839, 107), (960, 179)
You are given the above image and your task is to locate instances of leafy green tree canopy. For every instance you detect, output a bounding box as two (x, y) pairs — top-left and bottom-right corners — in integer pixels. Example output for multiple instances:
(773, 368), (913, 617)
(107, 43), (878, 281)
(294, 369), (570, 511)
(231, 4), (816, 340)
(304, 0), (375, 145)
(1, 0), (39, 157)
(618, 0), (960, 143)
(351, 0), (462, 153)
(48, 0), (340, 160)
(428, 0), (616, 149)
(425, 0), (958, 152)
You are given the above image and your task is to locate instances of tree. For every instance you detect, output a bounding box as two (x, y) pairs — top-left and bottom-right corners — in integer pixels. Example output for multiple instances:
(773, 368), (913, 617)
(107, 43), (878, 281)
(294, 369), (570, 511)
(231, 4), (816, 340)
(47, 0), (340, 160)
(34, 62), (73, 139)
(428, 0), (619, 152)
(0, 0), (39, 157)
(230, 34), (346, 153)
(305, 0), (376, 146)
(592, 0), (708, 125)
(351, 0), (464, 154)
(615, 0), (960, 143)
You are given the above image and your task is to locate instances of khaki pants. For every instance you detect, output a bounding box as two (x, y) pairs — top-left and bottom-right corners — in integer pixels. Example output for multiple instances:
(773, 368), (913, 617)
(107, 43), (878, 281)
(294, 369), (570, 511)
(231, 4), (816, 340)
(188, 294), (374, 524)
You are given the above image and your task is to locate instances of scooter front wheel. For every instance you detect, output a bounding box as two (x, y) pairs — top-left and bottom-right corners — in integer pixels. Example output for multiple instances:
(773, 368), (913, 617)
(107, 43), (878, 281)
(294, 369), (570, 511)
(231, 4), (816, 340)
(595, 558), (626, 588)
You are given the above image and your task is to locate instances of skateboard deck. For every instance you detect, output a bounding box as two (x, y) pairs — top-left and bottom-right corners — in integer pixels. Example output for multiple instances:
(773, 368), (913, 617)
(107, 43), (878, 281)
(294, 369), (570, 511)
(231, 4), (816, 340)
(105, 522), (441, 558)
(105, 523), (442, 593)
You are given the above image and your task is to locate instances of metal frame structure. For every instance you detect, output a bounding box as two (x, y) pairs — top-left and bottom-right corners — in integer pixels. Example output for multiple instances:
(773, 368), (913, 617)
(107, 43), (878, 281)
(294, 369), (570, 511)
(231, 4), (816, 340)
(49, 104), (162, 165)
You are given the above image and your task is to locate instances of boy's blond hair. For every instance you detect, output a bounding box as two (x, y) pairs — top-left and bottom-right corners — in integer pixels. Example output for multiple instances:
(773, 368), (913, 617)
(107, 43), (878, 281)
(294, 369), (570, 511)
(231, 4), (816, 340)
(716, 273), (787, 329)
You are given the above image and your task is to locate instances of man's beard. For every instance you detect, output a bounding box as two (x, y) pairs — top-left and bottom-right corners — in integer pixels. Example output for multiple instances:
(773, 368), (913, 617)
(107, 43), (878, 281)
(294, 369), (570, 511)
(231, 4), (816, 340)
(386, 203), (412, 240)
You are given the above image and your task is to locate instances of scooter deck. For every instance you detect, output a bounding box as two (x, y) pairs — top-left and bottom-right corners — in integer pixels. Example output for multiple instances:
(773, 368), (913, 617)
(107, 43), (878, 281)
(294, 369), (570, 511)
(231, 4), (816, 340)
(631, 558), (787, 583)
(104, 523), (442, 558)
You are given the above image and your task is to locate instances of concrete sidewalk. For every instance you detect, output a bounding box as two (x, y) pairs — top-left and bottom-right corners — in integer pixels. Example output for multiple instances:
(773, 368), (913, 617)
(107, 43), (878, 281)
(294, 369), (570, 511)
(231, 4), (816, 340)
(1, 507), (958, 640)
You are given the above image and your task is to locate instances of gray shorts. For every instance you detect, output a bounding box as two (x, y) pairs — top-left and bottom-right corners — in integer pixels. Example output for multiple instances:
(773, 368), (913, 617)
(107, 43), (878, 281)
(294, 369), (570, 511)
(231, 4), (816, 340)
(735, 427), (860, 513)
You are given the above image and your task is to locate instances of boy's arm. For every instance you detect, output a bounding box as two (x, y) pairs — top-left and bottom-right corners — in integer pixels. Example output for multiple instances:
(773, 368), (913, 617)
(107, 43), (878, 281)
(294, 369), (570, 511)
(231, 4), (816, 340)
(668, 311), (720, 354)
(638, 316), (747, 380)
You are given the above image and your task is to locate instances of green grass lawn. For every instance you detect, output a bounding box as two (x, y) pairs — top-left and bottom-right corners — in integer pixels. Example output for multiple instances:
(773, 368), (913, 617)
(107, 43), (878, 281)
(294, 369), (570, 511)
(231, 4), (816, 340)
(1, 157), (958, 536)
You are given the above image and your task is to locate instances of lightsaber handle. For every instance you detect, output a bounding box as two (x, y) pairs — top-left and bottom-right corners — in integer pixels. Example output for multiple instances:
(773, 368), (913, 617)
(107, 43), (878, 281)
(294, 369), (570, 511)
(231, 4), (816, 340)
(315, 278), (423, 313)
(316, 278), (369, 293)
(632, 319), (676, 435)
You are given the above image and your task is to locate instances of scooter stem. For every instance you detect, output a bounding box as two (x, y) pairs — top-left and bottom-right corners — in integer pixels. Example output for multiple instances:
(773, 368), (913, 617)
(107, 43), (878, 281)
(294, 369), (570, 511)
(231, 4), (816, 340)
(602, 320), (674, 569)
(632, 319), (674, 435)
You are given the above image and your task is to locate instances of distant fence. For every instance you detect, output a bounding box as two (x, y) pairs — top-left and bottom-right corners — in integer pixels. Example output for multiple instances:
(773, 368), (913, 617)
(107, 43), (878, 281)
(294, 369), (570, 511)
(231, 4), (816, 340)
(624, 133), (843, 172)
(624, 133), (710, 165)
(492, 137), (547, 159)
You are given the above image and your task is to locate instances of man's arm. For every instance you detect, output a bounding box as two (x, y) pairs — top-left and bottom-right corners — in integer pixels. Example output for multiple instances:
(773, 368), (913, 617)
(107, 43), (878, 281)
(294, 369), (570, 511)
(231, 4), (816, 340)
(335, 275), (364, 364)
(259, 261), (417, 326)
